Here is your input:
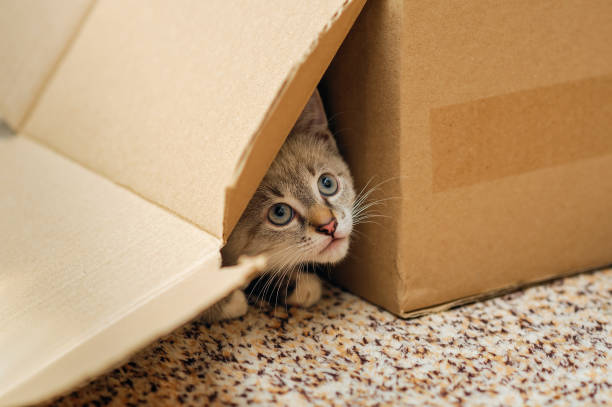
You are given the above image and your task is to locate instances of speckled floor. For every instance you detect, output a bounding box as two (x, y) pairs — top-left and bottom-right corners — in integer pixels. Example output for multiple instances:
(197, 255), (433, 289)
(41, 268), (611, 406)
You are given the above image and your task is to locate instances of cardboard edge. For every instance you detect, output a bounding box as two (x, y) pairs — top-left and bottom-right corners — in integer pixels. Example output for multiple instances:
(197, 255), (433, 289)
(324, 0), (405, 313)
(222, 0), (367, 241)
(388, 0), (406, 315)
(398, 264), (612, 319)
(1, 256), (265, 406)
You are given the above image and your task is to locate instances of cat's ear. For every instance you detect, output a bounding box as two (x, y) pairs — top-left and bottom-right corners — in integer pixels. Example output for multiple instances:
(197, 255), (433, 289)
(291, 89), (338, 151)
(292, 89), (329, 134)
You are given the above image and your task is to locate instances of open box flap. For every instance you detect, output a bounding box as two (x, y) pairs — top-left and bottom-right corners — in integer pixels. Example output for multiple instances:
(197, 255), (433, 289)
(0, 0), (93, 130)
(0, 1), (365, 402)
(0, 134), (260, 406)
(24, 0), (366, 241)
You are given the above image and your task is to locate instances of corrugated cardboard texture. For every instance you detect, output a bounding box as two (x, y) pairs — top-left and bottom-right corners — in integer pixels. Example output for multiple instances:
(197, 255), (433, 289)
(431, 75), (612, 191)
(326, 0), (612, 315)
(0, 0), (93, 129)
(0, 134), (255, 405)
(25, 0), (355, 240)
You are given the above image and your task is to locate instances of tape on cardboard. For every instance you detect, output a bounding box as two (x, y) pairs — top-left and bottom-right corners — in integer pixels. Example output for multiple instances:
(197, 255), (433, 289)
(430, 75), (612, 192)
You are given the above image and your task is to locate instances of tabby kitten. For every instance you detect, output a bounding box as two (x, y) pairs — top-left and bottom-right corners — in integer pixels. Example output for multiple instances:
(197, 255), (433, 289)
(206, 90), (355, 321)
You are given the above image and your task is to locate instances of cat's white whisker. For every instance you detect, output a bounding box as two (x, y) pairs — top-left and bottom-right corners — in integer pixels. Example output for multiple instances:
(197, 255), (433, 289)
(353, 220), (384, 227)
(273, 252), (307, 311)
(352, 177), (376, 205)
(276, 258), (303, 309)
(272, 269), (286, 311)
(352, 213), (391, 224)
(353, 195), (402, 211)
(245, 244), (300, 303)
(351, 176), (405, 210)
(259, 243), (311, 309)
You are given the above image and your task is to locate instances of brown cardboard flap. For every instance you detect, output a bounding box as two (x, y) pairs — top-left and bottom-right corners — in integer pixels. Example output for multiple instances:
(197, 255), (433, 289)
(0, 135), (259, 405)
(0, 0), (93, 130)
(25, 0), (365, 240)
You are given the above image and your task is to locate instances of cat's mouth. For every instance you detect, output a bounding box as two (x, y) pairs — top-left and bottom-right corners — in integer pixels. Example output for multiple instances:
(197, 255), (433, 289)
(319, 236), (346, 255)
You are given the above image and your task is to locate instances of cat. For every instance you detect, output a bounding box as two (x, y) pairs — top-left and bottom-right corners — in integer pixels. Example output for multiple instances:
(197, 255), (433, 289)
(204, 89), (356, 321)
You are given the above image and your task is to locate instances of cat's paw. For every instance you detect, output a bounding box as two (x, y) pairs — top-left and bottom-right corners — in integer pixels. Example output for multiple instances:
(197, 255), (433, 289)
(286, 273), (322, 308)
(220, 290), (248, 320)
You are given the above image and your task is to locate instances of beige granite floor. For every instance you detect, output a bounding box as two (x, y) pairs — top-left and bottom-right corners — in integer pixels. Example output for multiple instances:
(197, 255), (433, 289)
(41, 268), (611, 406)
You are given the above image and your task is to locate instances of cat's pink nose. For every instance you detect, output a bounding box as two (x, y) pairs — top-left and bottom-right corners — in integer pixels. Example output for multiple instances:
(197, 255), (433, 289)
(316, 219), (337, 236)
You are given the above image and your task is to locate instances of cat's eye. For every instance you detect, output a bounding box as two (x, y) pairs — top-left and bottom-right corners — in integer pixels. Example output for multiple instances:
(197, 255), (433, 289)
(317, 173), (338, 196)
(267, 203), (294, 226)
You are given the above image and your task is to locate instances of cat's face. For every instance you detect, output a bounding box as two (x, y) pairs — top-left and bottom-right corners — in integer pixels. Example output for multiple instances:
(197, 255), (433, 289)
(222, 91), (355, 270)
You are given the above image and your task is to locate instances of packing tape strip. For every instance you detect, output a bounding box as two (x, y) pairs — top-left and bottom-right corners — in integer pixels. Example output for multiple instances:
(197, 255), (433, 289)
(430, 74), (612, 192)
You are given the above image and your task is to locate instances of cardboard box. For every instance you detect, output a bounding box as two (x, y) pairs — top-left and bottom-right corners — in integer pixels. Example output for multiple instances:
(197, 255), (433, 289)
(0, 0), (365, 404)
(323, 0), (612, 316)
(1, 0), (611, 404)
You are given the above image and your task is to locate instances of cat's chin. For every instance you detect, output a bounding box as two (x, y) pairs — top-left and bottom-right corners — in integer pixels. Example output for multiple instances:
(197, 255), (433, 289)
(316, 237), (349, 264)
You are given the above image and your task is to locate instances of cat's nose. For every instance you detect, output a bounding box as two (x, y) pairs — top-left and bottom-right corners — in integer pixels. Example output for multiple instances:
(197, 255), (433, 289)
(310, 205), (337, 236)
(316, 219), (338, 236)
